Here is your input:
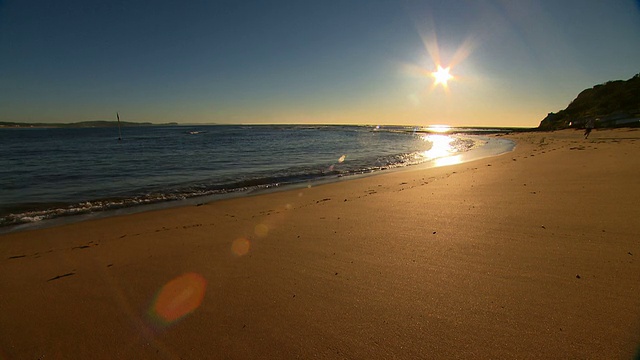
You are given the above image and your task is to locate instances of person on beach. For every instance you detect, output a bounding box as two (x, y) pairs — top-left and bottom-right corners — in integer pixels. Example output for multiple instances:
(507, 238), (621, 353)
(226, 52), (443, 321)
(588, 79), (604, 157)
(584, 118), (595, 139)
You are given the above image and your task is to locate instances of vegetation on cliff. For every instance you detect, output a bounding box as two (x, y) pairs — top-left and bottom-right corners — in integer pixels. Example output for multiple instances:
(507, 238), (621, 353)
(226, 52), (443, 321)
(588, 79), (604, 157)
(539, 73), (640, 130)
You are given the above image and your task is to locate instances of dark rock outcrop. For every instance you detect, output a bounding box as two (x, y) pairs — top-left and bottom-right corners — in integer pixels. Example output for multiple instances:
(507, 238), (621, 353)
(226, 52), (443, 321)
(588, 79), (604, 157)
(539, 73), (640, 130)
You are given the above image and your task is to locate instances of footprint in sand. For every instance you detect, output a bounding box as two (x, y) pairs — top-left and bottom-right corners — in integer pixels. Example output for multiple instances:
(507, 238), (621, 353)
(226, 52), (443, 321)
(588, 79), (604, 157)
(47, 272), (76, 282)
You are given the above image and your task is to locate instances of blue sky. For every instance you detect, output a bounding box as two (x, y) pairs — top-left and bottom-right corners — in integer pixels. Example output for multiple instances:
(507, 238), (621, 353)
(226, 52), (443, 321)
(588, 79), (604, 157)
(1, 0), (639, 127)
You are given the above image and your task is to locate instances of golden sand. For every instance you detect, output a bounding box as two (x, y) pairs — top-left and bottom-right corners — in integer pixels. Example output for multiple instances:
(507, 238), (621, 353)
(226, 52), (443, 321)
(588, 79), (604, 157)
(1, 128), (639, 359)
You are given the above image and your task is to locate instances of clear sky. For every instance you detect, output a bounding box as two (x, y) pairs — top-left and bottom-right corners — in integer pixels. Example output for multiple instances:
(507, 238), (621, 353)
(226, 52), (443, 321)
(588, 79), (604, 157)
(1, 0), (639, 127)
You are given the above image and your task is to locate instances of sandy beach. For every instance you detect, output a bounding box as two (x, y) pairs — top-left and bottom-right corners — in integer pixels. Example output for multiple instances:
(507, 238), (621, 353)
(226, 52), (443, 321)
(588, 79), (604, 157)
(1, 128), (639, 359)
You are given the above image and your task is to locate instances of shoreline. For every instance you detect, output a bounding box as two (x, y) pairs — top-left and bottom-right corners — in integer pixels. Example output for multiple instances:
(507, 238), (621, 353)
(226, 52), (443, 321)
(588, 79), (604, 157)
(0, 134), (515, 234)
(1, 128), (639, 358)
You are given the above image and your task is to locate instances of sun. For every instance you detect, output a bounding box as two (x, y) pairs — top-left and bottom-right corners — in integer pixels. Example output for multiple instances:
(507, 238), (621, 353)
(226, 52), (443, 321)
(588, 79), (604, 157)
(432, 65), (453, 87)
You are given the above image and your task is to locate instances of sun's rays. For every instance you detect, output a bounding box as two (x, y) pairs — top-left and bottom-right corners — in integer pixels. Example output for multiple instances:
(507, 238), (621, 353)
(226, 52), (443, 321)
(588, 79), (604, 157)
(401, 16), (480, 94)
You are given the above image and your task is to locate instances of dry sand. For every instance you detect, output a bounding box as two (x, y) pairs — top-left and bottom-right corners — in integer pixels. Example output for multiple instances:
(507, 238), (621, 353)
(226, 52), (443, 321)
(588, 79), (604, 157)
(1, 128), (639, 359)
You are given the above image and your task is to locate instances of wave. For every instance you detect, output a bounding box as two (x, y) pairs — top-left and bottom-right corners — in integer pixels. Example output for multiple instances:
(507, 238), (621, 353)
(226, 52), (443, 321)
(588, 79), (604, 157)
(0, 132), (508, 230)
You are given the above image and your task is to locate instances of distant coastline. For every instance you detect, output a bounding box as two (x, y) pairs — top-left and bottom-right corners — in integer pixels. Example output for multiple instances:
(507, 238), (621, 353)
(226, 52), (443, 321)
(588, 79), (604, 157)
(0, 122), (537, 132)
(0, 121), (179, 128)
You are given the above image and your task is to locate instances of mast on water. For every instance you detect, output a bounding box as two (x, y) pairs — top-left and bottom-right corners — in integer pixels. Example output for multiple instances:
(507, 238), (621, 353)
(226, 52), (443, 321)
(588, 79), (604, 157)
(117, 112), (122, 141)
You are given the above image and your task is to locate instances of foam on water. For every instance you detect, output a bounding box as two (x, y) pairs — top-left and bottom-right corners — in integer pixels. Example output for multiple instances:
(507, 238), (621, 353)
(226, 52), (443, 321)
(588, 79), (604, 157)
(0, 125), (514, 231)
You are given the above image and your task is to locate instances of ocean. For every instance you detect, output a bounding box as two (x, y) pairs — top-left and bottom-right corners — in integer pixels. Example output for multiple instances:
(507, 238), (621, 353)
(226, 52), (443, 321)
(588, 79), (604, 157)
(0, 125), (515, 232)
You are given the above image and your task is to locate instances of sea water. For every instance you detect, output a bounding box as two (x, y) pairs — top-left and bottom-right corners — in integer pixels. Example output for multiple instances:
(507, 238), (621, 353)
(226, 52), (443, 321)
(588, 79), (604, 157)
(0, 125), (514, 231)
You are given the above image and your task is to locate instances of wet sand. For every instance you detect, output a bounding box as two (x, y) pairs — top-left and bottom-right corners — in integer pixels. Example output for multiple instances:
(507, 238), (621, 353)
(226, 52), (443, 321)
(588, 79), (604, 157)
(1, 128), (639, 359)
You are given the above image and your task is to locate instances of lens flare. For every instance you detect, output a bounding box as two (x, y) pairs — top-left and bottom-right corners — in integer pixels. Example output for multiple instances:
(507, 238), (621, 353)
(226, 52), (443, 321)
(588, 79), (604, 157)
(148, 273), (206, 327)
(254, 224), (269, 238)
(231, 237), (251, 256)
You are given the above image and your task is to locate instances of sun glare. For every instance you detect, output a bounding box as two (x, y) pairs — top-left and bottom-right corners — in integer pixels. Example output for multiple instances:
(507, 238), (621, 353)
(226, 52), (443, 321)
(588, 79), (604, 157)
(432, 65), (453, 87)
(426, 124), (451, 133)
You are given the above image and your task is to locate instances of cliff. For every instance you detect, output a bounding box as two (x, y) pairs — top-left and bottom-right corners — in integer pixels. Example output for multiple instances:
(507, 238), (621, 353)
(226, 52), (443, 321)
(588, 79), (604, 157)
(539, 73), (640, 130)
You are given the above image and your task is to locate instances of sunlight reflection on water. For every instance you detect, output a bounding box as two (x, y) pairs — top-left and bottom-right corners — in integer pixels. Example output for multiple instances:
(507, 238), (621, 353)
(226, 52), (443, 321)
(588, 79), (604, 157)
(416, 133), (484, 167)
(434, 155), (463, 167)
(421, 134), (458, 160)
